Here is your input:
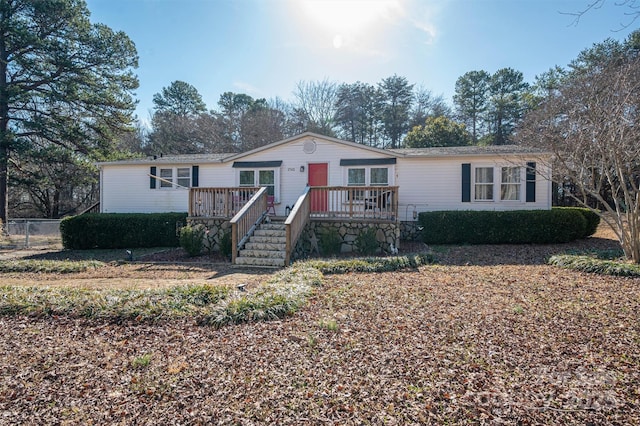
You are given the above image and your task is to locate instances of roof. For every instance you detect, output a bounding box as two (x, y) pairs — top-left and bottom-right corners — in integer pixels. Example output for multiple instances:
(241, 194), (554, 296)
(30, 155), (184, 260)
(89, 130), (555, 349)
(390, 145), (550, 158)
(96, 153), (234, 166)
(96, 134), (550, 167)
(223, 132), (396, 162)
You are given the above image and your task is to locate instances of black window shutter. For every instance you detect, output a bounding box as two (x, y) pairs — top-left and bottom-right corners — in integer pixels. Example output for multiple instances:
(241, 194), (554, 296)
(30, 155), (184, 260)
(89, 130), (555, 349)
(526, 162), (536, 202)
(192, 165), (199, 187)
(150, 166), (157, 189)
(462, 163), (471, 202)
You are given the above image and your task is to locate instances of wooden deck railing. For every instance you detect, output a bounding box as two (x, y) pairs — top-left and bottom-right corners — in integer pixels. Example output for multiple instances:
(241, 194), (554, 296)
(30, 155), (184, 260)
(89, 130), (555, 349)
(230, 187), (268, 264)
(308, 186), (399, 221)
(284, 186), (311, 265)
(79, 201), (100, 215)
(189, 187), (259, 218)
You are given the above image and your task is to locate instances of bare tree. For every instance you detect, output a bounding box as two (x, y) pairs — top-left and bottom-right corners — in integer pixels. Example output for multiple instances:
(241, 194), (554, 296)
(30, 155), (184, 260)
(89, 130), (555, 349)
(518, 52), (640, 263)
(292, 79), (338, 136)
(410, 86), (452, 128)
(563, 0), (640, 30)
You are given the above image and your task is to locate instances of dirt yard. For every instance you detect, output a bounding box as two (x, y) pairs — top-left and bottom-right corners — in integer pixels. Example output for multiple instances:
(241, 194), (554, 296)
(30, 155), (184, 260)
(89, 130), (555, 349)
(1, 223), (639, 424)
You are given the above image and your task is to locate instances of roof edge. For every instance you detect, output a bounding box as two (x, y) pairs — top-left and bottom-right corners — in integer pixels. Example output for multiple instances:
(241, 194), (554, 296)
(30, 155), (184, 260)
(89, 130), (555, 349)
(223, 132), (400, 162)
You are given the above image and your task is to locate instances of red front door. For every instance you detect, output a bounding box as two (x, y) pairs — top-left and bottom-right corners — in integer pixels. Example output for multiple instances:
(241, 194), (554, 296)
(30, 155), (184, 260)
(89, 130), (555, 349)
(308, 163), (328, 212)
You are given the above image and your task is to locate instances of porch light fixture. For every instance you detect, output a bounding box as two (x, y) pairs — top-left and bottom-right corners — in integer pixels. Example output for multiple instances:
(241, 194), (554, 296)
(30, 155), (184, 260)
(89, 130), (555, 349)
(300, 165), (305, 172)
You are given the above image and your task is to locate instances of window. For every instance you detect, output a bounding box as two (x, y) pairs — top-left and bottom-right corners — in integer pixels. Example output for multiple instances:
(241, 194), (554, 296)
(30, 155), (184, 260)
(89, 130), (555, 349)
(259, 170), (275, 196)
(501, 167), (521, 200)
(237, 168), (279, 200)
(157, 167), (191, 189)
(177, 167), (191, 188)
(159, 168), (173, 188)
(346, 167), (390, 186)
(239, 170), (255, 187)
(348, 168), (365, 186)
(346, 166), (390, 201)
(474, 167), (493, 200)
(347, 168), (366, 200)
(371, 168), (389, 186)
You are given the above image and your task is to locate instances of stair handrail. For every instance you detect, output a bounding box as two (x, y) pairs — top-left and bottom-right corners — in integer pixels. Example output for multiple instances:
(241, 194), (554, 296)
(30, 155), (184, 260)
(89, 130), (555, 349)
(230, 186), (268, 264)
(284, 186), (311, 265)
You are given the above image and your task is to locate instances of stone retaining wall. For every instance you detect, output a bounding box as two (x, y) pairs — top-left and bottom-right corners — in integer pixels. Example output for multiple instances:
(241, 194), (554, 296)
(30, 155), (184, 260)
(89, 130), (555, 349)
(188, 216), (418, 262)
(187, 217), (231, 253)
(400, 221), (422, 241)
(292, 220), (400, 262)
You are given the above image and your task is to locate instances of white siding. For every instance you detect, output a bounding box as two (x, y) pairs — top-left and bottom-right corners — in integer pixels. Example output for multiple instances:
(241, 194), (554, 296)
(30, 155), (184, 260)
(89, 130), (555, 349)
(198, 163), (233, 187)
(101, 165), (189, 213)
(99, 135), (552, 216)
(226, 135), (395, 215)
(395, 156), (551, 221)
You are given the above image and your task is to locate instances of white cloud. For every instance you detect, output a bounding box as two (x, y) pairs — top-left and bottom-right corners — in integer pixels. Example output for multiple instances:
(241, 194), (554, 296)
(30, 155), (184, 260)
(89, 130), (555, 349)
(402, 0), (440, 45)
(233, 80), (263, 96)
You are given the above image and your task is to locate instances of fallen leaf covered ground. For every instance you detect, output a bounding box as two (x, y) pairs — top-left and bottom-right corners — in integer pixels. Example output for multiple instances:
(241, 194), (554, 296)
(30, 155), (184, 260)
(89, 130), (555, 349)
(1, 227), (639, 424)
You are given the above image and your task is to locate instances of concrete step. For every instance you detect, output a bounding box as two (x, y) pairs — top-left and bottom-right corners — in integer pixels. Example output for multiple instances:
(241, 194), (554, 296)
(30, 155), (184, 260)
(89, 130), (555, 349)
(253, 229), (286, 237)
(260, 223), (286, 231)
(235, 256), (285, 267)
(238, 249), (286, 259)
(233, 220), (288, 268)
(244, 241), (287, 251)
(249, 235), (286, 244)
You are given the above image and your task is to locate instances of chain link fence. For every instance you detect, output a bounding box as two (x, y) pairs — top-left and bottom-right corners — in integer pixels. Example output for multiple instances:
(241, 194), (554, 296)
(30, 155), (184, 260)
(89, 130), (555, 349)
(1, 219), (62, 249)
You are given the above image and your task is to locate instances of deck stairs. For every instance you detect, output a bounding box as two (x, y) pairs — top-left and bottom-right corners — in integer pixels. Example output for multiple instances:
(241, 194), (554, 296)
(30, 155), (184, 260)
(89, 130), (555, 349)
(234, 220), (287, 267)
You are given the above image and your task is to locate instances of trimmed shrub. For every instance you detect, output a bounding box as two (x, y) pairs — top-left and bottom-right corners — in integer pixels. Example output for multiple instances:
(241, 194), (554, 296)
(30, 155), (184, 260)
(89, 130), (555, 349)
(179, 224), (205, 257)
(553, 207), (600, 238)
(219, 230), (232, 259)
(319, 228), (342, 256)
(355, 227), (379, 255)
(60, 213), (187, 249)
(418, 209), (587, 245)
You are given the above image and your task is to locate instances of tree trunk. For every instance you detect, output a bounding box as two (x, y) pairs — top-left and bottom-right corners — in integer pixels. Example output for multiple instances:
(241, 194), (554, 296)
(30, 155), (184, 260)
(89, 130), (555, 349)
(0, 142), (7, 227)
(0, 20), (9, 228)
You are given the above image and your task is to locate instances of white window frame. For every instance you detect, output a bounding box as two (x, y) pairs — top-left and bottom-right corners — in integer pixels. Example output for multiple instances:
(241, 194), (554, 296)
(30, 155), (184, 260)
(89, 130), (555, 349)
(237, 168), (280, 202)
(176, 167), (191, 188)
(500, 166), (522, 201)
(474, 166), (494, 201)
(344, 166), (393, 187)
(472, 165), (524, 203)
(159, 168), (173, 188)
(157, 166), (191, 189)
(344, 166), (393, 202)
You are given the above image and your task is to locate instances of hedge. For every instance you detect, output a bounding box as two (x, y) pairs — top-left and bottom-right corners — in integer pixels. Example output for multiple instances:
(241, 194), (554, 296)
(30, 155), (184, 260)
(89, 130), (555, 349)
(553, 207), (600, 238)
(60, 213), (188, 249)
(418, 209), (589, 245)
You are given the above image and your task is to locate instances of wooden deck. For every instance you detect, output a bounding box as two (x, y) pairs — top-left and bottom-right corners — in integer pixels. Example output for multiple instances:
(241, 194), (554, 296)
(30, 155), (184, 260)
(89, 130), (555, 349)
(189, 186), (398, 222)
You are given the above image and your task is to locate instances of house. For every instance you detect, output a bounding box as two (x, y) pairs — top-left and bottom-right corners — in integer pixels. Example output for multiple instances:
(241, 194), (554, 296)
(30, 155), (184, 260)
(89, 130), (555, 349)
(97, 132), (551, 266)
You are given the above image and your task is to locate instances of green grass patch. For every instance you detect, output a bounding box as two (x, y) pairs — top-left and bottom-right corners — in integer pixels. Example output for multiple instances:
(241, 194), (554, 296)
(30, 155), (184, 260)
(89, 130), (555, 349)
(131, 353), (153, 369)
(303, 252), (435, 275)
(549, 254), (640, 277)
(198, 265), (324, 328)
(0, 284), (231, 321)
(0, 259), (105, 273)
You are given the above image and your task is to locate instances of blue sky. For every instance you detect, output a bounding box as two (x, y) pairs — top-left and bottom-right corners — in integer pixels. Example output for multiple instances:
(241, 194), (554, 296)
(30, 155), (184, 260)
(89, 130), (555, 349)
(85, 0), (637, 121)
